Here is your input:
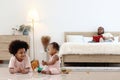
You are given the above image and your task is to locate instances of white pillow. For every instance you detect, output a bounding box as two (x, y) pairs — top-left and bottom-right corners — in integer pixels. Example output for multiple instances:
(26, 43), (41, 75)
(101, 36), (119, 43)
(67, 35), (84, 43)
(84, 37), (93, 43)
(114, 36), (119, 43)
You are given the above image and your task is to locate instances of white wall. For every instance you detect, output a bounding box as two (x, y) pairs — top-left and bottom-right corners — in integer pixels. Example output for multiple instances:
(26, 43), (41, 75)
(0, 0), (120, 62)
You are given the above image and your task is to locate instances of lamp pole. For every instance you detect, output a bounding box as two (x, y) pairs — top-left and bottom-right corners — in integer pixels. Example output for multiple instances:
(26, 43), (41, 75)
(32, 19), (35, 59)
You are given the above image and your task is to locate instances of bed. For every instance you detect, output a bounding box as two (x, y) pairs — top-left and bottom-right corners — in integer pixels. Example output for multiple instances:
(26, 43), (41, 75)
(59, 32), (120, 67)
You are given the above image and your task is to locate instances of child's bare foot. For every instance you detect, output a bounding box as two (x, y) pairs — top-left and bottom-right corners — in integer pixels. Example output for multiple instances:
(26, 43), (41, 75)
(41, 70), (52, 75)
(41, 70), (46, 74)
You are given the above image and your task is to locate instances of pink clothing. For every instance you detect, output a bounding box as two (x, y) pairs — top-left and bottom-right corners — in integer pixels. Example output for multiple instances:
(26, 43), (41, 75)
(8, 54), (31, 72)
(43, 54), (61, 75)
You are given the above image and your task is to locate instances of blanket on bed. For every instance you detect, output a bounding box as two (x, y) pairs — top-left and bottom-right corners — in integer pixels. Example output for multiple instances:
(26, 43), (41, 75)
(59, 42), (120, 56)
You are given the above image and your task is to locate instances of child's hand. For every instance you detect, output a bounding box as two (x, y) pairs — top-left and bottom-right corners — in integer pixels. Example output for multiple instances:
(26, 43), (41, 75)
(42, 60), (47, 66)
(21, 69), (29, 74)
(17, 68), (22, 73)
(21, 70), (27, 74)
(18, 68), (29, 74)
(42, 60), (45, 65)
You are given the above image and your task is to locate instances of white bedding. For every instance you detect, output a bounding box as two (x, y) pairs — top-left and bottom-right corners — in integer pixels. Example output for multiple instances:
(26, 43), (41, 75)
(59, 42), (120, 56)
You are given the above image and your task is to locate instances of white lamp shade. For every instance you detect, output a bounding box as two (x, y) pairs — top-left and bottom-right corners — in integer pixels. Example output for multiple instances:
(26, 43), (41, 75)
(27, 8), (39, 22)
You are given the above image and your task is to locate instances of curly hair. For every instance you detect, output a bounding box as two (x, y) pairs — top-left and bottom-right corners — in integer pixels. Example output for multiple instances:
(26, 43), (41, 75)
(50, 42), (60, 51)
(9, 40), (29, 55)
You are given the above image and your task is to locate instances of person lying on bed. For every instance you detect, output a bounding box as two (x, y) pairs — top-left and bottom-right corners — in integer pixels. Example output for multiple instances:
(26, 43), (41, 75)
(93, 26), (114, 42)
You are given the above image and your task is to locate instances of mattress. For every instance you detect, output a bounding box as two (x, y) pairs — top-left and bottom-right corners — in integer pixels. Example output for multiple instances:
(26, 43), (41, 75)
(59, 42), (120, 56)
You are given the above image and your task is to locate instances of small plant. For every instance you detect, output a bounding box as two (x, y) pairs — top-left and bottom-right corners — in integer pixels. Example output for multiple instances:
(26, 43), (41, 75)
(18, 24), (31, 35)
(18, 24), (31, 32)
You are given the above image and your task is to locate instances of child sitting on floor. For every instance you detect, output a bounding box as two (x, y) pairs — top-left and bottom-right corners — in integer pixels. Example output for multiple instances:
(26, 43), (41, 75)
(41, 42), (61, 75)
(8, 40), (31, 74)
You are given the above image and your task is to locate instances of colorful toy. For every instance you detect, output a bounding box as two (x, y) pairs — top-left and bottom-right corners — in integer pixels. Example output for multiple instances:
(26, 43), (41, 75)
(61, 68), (71, 74)
(31, 60), (43, 73)
(31, 60), (39, 71)
(37, 67), (43, 73)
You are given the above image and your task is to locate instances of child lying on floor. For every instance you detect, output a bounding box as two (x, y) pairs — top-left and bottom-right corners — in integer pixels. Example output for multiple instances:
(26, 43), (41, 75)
(8, 40), (31, 74)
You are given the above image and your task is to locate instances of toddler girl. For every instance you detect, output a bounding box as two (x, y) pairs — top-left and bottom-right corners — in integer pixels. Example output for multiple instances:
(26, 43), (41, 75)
(41, 42), (61, 75)
(8, 40), (31, 74)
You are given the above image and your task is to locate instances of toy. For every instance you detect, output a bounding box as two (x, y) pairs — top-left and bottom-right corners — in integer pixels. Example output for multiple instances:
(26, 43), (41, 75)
(31, 60), (39, 71)
(61, 68), (71, 74)
(31, 60), (43, 73)
(37, 67), (43, 73)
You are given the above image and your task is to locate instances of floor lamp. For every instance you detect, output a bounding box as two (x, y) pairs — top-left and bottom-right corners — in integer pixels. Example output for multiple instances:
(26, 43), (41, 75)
(28, 9), (40, 71)
(32, 19), (35, 59)
(28, 9), (39, 60)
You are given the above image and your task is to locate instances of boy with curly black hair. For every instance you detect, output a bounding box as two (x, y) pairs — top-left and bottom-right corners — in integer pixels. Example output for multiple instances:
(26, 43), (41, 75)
(8, 40), (31, 74)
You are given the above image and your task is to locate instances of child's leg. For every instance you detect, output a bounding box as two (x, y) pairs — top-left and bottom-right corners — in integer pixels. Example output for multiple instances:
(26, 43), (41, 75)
(49, 68), (60, 75)
(41, 66), (60, 75)
(41, 70), (51, 74)
(41, 66), (51, 74)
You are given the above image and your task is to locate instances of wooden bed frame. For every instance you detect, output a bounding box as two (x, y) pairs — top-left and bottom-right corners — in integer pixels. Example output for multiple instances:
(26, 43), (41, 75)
(61, 32), (120, 67)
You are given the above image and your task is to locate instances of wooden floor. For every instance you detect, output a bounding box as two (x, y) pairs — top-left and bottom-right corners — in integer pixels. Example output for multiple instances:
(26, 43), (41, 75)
(0, 67), (120, 80)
